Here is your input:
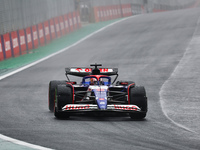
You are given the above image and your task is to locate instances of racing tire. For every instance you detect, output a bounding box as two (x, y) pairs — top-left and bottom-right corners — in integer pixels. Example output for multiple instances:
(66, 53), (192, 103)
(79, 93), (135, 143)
(54, 85), (73, 119)
(48, 80), (66, 111)
(129, 86), (147, 119)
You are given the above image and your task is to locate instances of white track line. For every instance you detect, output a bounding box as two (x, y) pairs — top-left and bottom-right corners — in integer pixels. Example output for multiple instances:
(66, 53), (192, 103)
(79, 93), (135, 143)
(159, 15), (200, 134)
(0, 16), (135, 149)
(0, 134), (54, 150)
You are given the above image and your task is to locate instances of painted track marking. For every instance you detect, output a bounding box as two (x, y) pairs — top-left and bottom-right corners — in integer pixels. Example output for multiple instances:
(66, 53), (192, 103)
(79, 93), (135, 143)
(159, 14), (200, 134)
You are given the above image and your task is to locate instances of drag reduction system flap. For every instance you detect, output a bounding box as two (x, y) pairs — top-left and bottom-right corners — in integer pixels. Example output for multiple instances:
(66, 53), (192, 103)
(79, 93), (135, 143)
(65, 66), (118, 77)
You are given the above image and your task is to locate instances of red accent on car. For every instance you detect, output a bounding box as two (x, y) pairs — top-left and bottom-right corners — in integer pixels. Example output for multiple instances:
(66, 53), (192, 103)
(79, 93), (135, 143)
(76, 68), (82, 72)
(86, 75), (108, 81)
(97, 88), (105, 91)
(99, 68), (108, 72)
(120, 82), (128, 85)
(127, 83), (135, 104)
(65, 105), (90, 110)
(114, 105), (138, 111)
(85, 68), (92, 72)
(67, 82), (76, 85)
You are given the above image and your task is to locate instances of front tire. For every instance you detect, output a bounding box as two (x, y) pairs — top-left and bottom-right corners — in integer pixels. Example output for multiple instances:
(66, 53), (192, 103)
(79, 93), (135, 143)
(48, 80), (66, 111)
(54, 85), (73, 119)
(129, 86), (147, 119)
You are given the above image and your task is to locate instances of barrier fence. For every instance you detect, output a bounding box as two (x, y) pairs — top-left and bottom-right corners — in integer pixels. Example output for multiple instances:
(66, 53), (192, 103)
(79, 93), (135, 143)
(0, 0), (200, 61)
(93, 4), (134, 23)
(149, 0), (200, 12)
(90, 0), (200, 22)
(0, 0), (78, 61)
(0, 10), (82, 61)
(0, 11), (81, 61)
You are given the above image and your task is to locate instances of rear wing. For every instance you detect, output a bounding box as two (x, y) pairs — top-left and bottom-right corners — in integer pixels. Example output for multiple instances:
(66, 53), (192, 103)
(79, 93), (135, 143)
(65, 67), (118, 77)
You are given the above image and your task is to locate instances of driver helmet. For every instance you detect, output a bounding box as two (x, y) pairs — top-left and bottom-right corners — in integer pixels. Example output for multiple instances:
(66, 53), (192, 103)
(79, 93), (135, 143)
(90, 78), (97, 85)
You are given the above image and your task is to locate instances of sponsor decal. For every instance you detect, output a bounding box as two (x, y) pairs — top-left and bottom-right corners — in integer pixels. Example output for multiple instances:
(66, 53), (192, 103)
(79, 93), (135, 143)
(12, 38), (18, 48)
(75, 68), (92, 72)
(51, 25), (55, 33)
(63, 104), (139, 111)
(99, 68), (111, 72)
(5, 41), (11, 51)
(56, 24), (59, 32)
(75, 68), (82, 72)
(45, 27), (49, 35)
(114, 105), (139, 111)
(97, 88), (105, 92)
(65, 105), (90, 110)
(39, 29), (43, 38)
(27, 34), (31, 43)
(33, 32), (38, 40)
(71, 68), (113, 73)
(20, 36), (25, 45)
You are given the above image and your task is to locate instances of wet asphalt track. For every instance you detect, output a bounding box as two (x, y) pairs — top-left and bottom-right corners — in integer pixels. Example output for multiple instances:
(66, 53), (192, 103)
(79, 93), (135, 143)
(1, 8), (200, 150)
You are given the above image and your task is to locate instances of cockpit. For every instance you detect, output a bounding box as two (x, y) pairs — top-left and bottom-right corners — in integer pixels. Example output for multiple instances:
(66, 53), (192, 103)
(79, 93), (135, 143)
(82, 75), (111, 86)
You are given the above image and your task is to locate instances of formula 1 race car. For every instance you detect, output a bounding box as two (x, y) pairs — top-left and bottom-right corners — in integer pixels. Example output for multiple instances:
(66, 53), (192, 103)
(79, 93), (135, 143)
(48, 64), (148, 119)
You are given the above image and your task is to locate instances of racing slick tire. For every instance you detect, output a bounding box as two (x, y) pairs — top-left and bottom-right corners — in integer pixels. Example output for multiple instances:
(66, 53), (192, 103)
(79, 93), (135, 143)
(48, 80), (66, 111)
(54, 85), (73, 119)
(129, 86), (147, 119)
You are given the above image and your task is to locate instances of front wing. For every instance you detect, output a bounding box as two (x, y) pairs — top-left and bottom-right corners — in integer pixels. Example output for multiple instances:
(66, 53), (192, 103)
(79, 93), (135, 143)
(60, 104), (142, 113)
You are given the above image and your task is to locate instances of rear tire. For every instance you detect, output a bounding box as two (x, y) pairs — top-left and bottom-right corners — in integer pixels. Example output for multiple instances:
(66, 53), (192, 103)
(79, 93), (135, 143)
(54, 85), (73, 119)
(129, 86), (147, 119)
(48, 80), (66, 111)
